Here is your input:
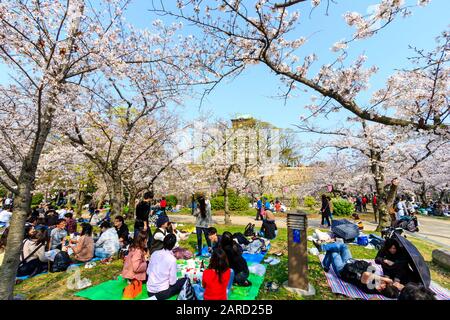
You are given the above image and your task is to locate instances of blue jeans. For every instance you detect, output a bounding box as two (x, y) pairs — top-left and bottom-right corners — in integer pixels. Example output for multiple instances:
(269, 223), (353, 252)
(322, 243), (352, 276)
(95, 247), (112, 259)
(196, 227), (211, 254)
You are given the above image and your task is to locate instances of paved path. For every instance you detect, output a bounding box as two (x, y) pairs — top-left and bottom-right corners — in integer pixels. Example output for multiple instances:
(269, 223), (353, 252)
(169, 214), (450, 250)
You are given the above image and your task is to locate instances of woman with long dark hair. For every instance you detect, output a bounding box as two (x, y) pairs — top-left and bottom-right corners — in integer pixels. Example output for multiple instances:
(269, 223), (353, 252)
(122, 230), (149, 283)
(202, 248), (232, 300)
(375, 238), (411, 284)
(193, 196), (212, 256)
(17, 229), (49, 277)
(220, 232), (251, 287)
(68, 223), (94, 263)
(320, 194), (331, 228)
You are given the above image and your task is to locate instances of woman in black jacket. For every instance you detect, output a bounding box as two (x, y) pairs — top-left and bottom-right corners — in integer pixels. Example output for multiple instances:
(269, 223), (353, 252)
(320, 194), (331, 228)
(220, 232), (251, 287)
(375, 238), (412, 284)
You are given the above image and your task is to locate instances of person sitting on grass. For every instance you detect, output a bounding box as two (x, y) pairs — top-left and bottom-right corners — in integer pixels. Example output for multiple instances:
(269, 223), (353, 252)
(122, 230), (149, 284)
(146, 233), (187, 300)
(312, 239), (401, 298)
(0, 227), (9, 266)
(68, 223), (94, 263)
(221, 232), (251, 287)
(375, 238), (411, 284)
(17, 229), (49, 277)
(149, 215), (170, 255)
(49, 219), (67, 250)
(207, 227), (222, 252)
(260, 210), (277, 240)
(203, 248), (233, 300)
(94, 221), (120, 259)
(398, 282), (436, 300)
(114, 215), (130, 248)
(45, 208), (59, 228)
(64, 212), (77, 235)
(167, 222), (192, 260)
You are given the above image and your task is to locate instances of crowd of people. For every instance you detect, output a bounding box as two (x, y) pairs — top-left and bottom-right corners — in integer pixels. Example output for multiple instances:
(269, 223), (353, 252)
(0, 189), (441, 301)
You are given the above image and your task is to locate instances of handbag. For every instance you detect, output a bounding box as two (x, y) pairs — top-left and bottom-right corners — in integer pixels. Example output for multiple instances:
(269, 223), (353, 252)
(177, 277), (197, 300)
(123, 279), (143, 299)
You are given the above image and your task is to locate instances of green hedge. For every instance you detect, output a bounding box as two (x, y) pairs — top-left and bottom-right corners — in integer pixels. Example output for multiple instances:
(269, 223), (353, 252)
(331, 198), (354, 216)
(166, 195), (178, 208)
(31, 193), (44, 206)
(303, 196), (317, 209)
(210, 194), (250, 211)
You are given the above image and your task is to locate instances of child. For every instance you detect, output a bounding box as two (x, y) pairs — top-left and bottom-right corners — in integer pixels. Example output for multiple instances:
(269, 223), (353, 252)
(122, 231), (149, 298)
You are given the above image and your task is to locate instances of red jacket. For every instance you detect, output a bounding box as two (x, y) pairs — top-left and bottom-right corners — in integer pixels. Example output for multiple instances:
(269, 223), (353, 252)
(202, 268), (231, 300)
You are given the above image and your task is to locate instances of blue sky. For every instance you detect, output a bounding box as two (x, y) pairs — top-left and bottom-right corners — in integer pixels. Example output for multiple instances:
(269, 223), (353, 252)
(1, 0), (448, 143)
(131, 0), (449, 138)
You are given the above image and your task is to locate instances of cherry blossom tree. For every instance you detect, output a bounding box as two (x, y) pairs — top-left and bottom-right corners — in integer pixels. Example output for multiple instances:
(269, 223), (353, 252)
(151, 0), (447, 133)
(0, 0), (212, 299)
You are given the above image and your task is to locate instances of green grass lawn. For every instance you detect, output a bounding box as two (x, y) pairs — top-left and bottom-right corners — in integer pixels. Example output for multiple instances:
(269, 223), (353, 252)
(14, 222), (450, 300)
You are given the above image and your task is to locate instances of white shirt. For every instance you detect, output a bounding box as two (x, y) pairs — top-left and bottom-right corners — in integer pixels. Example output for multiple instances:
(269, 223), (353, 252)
(58, 209), (68, 219)
(95, 228), (120, 255)
(146, 249), (177, 293)
(0, 210), (12, 226)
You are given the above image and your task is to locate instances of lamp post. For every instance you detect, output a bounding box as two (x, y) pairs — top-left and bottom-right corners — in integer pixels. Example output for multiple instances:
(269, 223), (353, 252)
(283, 210), (315, 296)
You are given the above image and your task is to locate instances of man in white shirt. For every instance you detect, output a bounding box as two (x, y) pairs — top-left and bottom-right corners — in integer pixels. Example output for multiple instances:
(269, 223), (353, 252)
(0, 207), (13, 227)
(146, 233), (187, 300)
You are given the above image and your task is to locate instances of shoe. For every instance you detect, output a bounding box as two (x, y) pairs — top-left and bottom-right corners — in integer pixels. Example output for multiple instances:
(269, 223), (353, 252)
(264, 257), (274, 263)
(312, 239), (323, 253)
(269, 258), (280, 265)
(240, 280), (252, 287)
(323, 266), (330, 273)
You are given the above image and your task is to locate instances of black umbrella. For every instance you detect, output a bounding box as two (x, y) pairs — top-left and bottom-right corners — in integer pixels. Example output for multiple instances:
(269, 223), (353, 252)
(393, 232), (431, 288)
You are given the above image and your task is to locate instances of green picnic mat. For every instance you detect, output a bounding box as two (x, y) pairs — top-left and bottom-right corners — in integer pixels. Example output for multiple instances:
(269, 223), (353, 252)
(75, 276), (150, 300)
(228, 271), (265, 300)
(75, 259), (266, 300)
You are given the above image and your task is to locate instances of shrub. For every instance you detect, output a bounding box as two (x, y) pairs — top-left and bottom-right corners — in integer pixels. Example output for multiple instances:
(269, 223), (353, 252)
(332, 198), (355, 216)
(31, 193), (45, 206)
(210, 196), (224, 210)
(210, 194), (250, 211)
(290, 196), (299, 209)
(229, 195), (250, 211)
(165, 195), (178, 208)
(262, 193), (276, 202)
(303, 196), (317, 209)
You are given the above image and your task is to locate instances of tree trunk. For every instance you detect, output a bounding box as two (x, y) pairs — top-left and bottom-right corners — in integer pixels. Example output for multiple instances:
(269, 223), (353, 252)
(127, 191), (137, 220)
(109, 175), (123, 217)
(372, 201), (378, 223)
(75, 189), (85, 217)
(224, 187), (231, 225)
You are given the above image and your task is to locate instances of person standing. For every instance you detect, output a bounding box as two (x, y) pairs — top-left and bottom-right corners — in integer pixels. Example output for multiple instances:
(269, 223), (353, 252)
(160, 197), (167, 214)
(255, 197), (263, 221)
(362, 195), (368, 213)
(193, 196), (212, 256)
(135, 191), (154, 248)
(320, 194), (331, 228)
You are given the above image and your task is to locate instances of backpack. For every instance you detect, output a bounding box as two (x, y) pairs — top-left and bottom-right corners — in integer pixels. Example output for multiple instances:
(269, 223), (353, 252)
(51, 251), (72, 272)
(244, 223), (255, 237)
(232, 232), (250, 245)
(122, 279), (143, 300)
(177, 277), (197, 300)
(340, 259), (371, 284)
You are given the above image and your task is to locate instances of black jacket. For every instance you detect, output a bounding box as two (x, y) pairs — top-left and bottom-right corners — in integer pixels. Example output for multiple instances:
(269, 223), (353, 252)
(134, 201), (151, 230)
(261, 220), (277, 240)
(222, 243), (248, 275)
(115, 223), (130, 245)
